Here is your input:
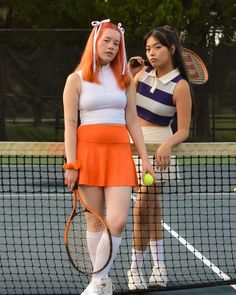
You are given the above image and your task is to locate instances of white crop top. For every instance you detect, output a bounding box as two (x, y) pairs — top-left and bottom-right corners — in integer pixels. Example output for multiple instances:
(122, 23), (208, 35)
(77, 64), (127, 125)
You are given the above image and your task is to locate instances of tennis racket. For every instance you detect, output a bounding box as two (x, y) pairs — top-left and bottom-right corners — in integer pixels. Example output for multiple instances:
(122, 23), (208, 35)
(64, 185), (112, 275)
(181, 47), (208, 85)
(129, 48), (208, 85)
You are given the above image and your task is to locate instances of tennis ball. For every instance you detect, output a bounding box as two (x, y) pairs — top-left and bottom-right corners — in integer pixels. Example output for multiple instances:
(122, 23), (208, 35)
(143, 173), (154, 186)
(234, 188), (236, 193)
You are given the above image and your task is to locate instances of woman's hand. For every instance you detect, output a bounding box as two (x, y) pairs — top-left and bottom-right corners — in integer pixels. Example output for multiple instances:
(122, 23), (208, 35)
(141, 157), (156, 184)
(155, 142), (172, 171)
(64, 169), (79, 192)
(128, 56), (145, 77)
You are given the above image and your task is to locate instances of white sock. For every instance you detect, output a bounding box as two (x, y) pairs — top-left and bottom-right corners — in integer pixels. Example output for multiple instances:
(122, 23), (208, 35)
(150, 240), (165, 268)
(130, 248), (147, 269)
(86, 231), (103, 266)
(92, 234), (122, 280)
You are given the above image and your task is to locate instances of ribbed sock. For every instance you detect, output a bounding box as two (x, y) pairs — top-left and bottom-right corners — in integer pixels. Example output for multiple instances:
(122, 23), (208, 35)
(150, 240), (165, 268)
(92, 235), (122, 280)
(130, 248), (147, 269)
(86, 230), (103, 266)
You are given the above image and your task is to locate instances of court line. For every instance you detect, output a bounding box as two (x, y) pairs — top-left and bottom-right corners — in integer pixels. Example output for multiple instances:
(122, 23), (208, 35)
(163, 222), (236, 291)
(131, 193), (236, 290)
(2, 192), (236, 290)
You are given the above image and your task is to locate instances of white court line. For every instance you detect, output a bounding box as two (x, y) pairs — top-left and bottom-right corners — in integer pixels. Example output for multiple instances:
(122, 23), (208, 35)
(131, 192), (234, 199)
(162, 222), (236, 290)
(3, 192), (236, 290)
(131, 193), (236, 290)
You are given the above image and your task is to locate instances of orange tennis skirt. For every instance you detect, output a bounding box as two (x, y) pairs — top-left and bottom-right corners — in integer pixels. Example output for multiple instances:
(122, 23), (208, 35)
(76, 125), (138, 187)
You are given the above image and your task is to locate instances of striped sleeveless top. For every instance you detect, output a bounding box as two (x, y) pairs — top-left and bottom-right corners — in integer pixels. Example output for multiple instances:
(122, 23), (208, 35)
(136, 67), (184, 126)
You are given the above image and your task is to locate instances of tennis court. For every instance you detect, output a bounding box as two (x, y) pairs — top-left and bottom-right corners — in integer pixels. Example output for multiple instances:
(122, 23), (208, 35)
(0, 142), (235, 295)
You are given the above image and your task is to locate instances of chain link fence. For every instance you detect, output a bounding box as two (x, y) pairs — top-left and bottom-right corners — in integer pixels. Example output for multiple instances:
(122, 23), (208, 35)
(0, 29), (235, 142)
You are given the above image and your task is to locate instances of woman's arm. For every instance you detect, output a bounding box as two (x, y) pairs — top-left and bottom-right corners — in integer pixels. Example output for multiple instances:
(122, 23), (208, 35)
(133, 69), (144, 89)
(165, 79), (192, 146)
(125, 75), (155, 179)
(63, 72), (81, 190)
(156, 79), (192, 170)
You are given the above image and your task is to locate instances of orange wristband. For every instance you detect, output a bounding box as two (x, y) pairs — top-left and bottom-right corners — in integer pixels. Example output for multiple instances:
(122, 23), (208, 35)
(63, 161), (81, 170)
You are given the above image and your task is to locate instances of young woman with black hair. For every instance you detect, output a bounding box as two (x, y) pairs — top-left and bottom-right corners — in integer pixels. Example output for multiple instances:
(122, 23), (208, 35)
(127, 25), (192, 290)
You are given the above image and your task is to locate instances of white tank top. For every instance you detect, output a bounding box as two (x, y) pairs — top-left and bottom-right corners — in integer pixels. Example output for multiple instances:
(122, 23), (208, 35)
(77, 64), (127, 125)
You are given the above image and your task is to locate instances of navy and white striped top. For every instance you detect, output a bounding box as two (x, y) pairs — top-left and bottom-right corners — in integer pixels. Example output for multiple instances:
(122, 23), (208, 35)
(136, 67), (184, 126)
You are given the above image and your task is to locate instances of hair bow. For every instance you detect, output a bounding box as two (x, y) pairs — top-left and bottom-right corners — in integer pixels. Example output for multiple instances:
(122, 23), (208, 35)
(117, 23), (127, 75)
(91, 19), (127, 75)
(91, 19), (111, 73)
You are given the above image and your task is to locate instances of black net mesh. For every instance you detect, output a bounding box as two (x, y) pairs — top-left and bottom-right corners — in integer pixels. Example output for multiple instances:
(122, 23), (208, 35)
(0, 142), (236, 294)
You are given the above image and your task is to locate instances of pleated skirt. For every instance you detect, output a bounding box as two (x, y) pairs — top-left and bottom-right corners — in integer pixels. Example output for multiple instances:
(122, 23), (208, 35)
(76, 125), (138, 187)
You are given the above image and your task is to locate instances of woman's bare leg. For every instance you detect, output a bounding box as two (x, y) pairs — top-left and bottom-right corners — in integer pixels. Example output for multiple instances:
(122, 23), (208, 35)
(92, 186), (132, 280)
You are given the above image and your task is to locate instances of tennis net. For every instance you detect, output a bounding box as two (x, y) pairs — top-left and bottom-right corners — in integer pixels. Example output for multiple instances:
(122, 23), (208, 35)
(0, 142), (235, 294)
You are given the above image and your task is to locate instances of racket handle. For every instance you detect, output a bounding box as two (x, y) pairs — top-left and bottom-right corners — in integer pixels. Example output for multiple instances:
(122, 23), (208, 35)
(129, 58), (149, 68)
(129, 59), (142, 67)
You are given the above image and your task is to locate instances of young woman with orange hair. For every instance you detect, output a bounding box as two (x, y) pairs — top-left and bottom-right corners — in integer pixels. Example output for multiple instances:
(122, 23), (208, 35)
(63, 19), (155, 295)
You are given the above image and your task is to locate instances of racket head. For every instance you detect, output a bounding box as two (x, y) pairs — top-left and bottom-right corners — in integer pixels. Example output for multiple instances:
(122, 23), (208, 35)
(64, 189), (112, 275)
(181, 47), (209, 85)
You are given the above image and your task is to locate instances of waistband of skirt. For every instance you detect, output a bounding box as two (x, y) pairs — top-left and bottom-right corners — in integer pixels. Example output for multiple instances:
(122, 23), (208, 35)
(77, 124), (130, 144)
(141, 125), (173, 143)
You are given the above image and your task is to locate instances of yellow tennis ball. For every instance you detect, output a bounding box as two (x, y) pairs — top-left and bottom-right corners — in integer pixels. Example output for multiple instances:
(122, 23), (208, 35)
(143, 173), (154, 186)
(234, 187), (236, 193)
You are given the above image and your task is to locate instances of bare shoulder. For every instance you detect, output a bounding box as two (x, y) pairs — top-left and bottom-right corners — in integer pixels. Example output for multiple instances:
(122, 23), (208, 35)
(64, 72), (82, 96)
(173, 79), (191, 105)
(66, 72), (81, 86)
(134, 66), (147, 81)
(174, 79), (191, 98)
(175, 79), (190, 92)
(133, 66), (147, 88)
(176, 79), (189, 89)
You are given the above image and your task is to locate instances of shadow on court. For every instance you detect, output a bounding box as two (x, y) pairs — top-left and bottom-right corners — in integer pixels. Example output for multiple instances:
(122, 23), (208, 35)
(120, 285), (236, 295)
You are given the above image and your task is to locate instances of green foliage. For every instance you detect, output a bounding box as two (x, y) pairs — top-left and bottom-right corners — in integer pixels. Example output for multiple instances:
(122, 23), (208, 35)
(0, 0), (235, 47)
(0, 0), (235, 142)
(183, 0), (236, 46)
(95, 0), (186, 46)
(3, 0), (62, 27)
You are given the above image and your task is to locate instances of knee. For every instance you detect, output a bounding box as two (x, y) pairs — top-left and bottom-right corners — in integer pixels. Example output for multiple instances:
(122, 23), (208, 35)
(107, 215), (127, 235)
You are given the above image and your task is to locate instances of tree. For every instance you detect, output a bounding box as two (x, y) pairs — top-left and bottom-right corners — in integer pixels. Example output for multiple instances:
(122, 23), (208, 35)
(0, 0), (235, 141)
(183, 0), (236, 139)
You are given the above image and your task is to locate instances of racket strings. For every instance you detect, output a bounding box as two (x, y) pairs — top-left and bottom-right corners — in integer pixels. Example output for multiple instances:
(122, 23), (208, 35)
(185, 58), (206, 83)
(182, 49), (208, 84)
(67, 210), (111, 274)
(67, 213), (92, 272)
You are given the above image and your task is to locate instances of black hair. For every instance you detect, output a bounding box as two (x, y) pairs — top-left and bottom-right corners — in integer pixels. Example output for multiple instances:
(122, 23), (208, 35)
(144, 25), (190, 83)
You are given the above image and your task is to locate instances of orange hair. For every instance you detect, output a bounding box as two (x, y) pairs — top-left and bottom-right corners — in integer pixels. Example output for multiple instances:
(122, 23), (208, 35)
(75, 22), (131, 90)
